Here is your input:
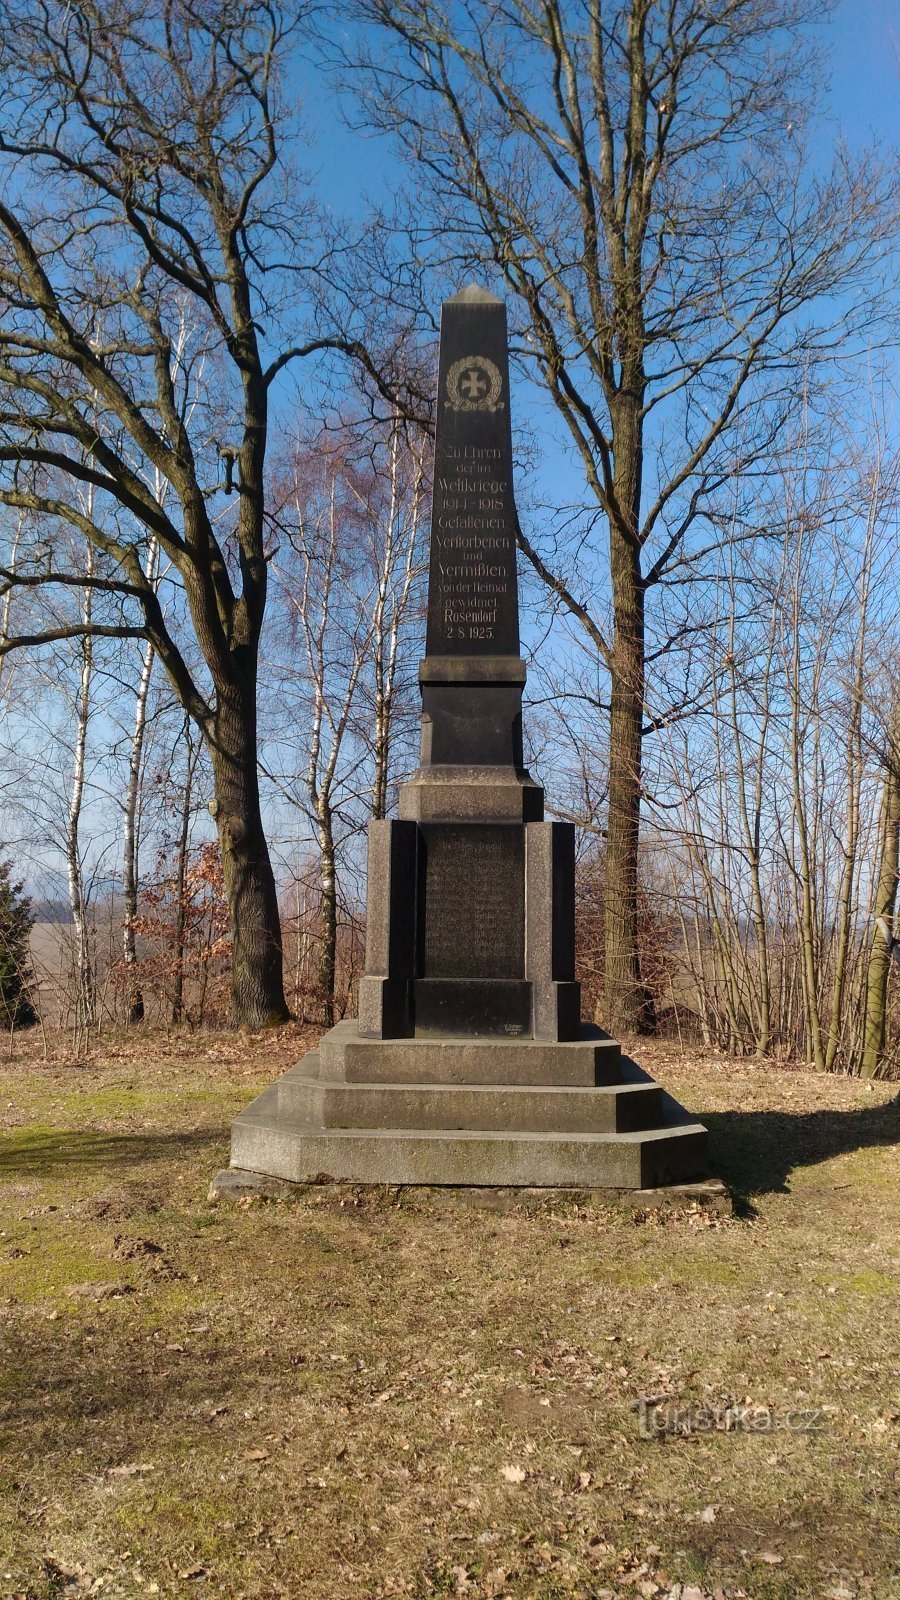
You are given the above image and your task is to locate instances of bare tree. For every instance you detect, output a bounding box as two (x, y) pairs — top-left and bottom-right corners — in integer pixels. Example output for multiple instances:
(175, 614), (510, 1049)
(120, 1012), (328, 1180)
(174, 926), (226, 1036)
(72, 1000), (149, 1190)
(651, 389), (900, 1069)
(0, 0), (403, 1025)
(272, 439), (376, 1025)
(167, 720), (205, 1026)
(368, 418), (428, 820)
(121, 539), (159, 1025)
(341, 0), (899, 1031)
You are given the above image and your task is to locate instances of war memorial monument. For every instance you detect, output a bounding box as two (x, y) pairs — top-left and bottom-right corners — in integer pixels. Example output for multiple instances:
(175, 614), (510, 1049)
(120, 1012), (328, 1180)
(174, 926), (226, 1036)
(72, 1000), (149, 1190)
(221, 287), (709, 1192)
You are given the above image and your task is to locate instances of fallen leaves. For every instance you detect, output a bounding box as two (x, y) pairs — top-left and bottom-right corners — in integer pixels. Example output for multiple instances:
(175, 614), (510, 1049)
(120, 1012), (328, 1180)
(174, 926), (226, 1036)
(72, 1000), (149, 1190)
(65, 1281), (133, 1301)
(4, 1036), (897, 1600)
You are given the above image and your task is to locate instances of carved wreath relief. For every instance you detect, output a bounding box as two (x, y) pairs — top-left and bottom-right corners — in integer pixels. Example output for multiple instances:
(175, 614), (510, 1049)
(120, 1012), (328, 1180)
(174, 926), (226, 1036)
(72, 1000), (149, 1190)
(445, 354), (504, 413)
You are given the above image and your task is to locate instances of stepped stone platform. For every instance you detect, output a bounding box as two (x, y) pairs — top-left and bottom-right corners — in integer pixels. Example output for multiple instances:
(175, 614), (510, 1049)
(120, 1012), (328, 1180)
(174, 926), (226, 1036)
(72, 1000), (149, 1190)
(219, 284), (710, 1195)
(227, 1021), (707, 1191)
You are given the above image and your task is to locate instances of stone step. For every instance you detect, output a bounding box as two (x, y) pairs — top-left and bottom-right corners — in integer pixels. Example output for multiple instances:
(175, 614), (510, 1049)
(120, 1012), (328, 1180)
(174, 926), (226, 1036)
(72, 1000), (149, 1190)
(230, 1113), (708, 1190)
(276, 1071), (663, 1135)
(317, 1019), (623, 1086)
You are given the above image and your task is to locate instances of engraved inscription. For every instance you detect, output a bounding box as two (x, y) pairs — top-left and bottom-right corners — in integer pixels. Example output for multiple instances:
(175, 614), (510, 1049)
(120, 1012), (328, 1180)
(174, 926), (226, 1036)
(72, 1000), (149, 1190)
(431, 443), (515, 644)
(420, 825), (525, 980)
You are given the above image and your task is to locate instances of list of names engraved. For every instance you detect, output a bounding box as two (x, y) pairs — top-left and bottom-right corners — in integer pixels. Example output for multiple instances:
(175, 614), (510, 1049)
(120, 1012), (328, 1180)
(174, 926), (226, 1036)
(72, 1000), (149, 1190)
(421, 825), (525, 981)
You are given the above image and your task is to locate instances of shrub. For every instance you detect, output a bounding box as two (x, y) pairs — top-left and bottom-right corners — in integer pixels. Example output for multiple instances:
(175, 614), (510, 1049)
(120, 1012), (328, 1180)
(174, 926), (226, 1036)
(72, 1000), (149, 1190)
(0, 857), (37, 1028)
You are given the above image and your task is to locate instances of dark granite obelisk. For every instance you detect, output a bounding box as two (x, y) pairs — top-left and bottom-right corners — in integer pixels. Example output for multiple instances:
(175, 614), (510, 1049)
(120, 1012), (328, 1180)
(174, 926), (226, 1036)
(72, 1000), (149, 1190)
(358, 285), (575, 1043)
(219, 288), (711, 1194)
(426, 285), (519, 660)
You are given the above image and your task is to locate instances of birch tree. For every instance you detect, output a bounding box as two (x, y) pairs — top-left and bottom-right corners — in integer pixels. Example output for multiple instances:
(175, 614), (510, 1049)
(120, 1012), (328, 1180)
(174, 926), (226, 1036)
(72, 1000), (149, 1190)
(65, 543), (96, 1036)
(368, 419), (428, 820)
(272, 442), (376, 1025)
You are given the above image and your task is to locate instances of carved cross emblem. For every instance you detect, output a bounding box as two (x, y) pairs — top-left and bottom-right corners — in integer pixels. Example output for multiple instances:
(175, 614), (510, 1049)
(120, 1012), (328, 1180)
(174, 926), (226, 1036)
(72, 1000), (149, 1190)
(460, 366), (489, 400)
(445, 354), (504, 413)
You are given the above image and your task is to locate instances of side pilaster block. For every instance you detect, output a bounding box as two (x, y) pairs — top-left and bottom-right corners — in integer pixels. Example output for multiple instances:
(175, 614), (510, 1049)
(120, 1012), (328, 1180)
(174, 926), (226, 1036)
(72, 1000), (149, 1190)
(358, 819), (419, 1038)
(525, 821), (581, 1040)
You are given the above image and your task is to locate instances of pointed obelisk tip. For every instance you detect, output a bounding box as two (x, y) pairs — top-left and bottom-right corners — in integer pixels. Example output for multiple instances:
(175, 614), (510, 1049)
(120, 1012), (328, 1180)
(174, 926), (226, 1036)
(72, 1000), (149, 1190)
(447, 281), (503, 306)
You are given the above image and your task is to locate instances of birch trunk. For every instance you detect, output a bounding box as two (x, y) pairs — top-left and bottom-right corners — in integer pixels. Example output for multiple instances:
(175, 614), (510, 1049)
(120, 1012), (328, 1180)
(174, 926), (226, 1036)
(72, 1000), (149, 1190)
(66, 546), (95, 1034)
(122, 539), (159, 1025)
(171, 725), (201, 1026)
(371, 422), (423, 820)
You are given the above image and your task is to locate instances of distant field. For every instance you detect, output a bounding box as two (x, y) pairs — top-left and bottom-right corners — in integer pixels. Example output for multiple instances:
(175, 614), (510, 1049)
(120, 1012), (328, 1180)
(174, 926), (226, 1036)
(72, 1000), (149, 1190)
(26, 920), (221, 1029)
(0, 1027), (898, 1600)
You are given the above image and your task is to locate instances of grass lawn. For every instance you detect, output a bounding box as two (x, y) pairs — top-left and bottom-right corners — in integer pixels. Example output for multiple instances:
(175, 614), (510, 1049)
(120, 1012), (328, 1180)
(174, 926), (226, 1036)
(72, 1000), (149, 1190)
(0, 1026), (898, 1600)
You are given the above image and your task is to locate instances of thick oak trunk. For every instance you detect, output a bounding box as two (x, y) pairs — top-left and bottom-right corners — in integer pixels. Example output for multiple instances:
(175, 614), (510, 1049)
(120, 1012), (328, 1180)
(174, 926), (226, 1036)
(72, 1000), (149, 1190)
(210, 687), (289, 1028)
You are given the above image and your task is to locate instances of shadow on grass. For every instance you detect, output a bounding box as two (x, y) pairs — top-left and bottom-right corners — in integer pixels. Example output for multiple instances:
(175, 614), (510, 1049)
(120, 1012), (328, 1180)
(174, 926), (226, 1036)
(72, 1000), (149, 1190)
(0, 1127), (224, 1179)
(702, 1096), (900, 1199)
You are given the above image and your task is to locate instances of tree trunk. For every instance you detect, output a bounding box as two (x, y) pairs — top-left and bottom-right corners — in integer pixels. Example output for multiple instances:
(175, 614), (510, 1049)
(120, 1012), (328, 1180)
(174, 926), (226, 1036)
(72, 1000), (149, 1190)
(123, 643), (155, 1025)
(317, 811), (337, 1028)
(209, 684), (289, 1029)
(170, 725), (199, 1027)
(66, 551), (95, 1035)
(859, 717), (900, 1078)
(601, 401), (654, 1035)
(122, 537), (160, 1025)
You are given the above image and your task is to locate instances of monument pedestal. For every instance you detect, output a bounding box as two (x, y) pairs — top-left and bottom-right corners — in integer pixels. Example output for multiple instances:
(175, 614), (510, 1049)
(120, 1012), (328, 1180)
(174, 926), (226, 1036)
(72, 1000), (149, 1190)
(228, 1021), (706, 1189)
(226, 735), (708, 1191)
(221, 285), (708, 1192)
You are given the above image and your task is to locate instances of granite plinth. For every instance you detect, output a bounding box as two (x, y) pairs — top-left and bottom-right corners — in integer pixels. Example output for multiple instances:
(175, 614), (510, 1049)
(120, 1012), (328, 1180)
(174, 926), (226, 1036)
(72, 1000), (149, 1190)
(319, 1020), (623, 1084)
(210, 1170), (733, 1215)
(224, 1022), (708, 1190)
(412, 978), (532, 1037)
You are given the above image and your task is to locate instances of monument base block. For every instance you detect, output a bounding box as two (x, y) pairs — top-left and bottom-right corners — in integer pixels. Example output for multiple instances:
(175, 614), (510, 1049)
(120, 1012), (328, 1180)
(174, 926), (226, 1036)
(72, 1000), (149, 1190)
(224, 1021), (707, 1191)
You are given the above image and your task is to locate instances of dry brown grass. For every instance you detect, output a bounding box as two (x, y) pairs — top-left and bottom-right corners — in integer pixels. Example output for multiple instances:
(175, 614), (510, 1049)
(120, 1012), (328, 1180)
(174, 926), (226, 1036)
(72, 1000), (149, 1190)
(0, 1026), (898, 1600)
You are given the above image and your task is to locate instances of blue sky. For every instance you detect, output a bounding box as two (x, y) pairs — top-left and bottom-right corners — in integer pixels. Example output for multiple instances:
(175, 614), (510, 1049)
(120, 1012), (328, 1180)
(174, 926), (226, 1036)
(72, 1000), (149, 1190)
(303, 0), (899, 225)
(294, 0), (899, 488)
(827, 0), (898, 148)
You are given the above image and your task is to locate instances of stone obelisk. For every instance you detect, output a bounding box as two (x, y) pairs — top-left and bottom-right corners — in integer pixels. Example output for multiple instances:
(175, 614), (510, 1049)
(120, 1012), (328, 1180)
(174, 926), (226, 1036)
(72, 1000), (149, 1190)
(358, 284), (575, 1045)
(221, 288), (709, 1191)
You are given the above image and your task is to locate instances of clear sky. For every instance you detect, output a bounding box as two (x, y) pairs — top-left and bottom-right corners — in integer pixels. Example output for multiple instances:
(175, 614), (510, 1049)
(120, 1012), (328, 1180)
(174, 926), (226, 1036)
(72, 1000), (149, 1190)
(827, 0), (898, 148)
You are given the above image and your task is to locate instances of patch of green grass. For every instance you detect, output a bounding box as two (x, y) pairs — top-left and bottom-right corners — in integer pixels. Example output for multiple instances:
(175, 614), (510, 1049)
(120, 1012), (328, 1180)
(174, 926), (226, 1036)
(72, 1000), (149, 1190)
(1, 1232), (123, 1304)
(840, 1268), (896, 1296)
